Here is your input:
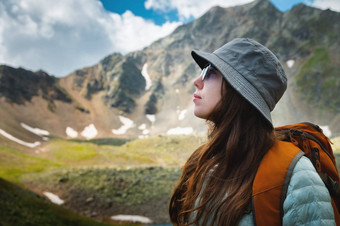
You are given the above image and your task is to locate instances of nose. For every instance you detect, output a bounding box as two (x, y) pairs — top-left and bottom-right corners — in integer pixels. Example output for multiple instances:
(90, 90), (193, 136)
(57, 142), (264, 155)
(193, 75), (203, 89)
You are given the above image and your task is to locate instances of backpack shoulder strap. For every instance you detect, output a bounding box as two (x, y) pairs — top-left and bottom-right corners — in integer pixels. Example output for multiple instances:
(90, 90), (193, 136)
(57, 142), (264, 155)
(252, 140), (303, 226)
(280, 150), (305, 217)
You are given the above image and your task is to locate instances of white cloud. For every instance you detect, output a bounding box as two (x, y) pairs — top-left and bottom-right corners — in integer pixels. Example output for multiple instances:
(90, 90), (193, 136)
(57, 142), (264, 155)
(0, 0), (181, 77)
(145, 0), (254, 21)
(109, 11), (181, 54)
(305, 0), (340, 11)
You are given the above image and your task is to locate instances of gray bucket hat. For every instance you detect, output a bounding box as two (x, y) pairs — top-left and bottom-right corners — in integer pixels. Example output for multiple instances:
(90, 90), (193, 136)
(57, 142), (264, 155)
(191, 38), (287, 127)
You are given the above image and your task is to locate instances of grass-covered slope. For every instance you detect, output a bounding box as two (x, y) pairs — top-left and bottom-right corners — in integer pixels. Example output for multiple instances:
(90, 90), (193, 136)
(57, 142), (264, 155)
(0, 135), (204, 183)
(43, 134), (205, 168)
(22, 167), (181, 224)
(0, 135), (205, 224)
(0, 177), (110, 226)
(295, 47), (340, 112)
(0, 144), (61, 183)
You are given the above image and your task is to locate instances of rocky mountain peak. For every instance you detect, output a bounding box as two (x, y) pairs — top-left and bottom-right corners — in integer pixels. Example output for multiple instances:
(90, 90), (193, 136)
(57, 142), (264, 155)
(0, 65), (72, 108)
(0, 2), (339, 140)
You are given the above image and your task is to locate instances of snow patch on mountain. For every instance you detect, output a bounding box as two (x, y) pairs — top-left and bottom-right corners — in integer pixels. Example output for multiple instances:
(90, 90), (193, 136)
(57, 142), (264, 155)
(43, 192), (64, 205)
(66, 127), (78, 138)
(21, 123), (50, 136)
(286, 60), (295, 68)
(320, 125), (332, 137)
(110, 215), (152, 224)
(142, 63), (152, 91)
(138, 124), (146, 130)
(178, 109), (187, 120)
(146, 114), (156, 123)
(81, 124), (98, 139)
(167, 127), (193, 135)
(112, 116), (135, 135)
(0, 128), (41, 148)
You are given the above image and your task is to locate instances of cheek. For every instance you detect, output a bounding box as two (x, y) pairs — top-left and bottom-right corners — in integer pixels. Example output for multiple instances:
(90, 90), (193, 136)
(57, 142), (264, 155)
(194, 90), (222, 119)
(206, 94), (221, 112)
(208, 84), (222, 107)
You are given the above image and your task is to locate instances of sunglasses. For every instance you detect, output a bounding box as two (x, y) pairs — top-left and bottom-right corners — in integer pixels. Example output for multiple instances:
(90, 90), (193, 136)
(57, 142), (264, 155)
(200, 64), (217, 81)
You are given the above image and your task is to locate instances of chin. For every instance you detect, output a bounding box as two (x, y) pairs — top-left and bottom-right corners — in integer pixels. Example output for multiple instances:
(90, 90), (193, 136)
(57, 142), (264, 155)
(194, 111), (208, 120)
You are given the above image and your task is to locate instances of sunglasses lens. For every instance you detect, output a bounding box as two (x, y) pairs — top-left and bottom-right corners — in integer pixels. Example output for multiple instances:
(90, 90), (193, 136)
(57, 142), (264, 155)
(201, 68), (206, 81)
(201, 65), (211, 81)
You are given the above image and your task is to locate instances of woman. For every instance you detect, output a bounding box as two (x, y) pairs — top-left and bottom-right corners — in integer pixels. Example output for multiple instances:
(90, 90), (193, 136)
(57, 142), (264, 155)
(169, 38), (335, 225)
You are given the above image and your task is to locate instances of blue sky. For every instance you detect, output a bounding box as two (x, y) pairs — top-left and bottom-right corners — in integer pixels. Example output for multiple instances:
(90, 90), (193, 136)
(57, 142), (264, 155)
(100, 0), (180, 25)
(100, 0), (308, 25)
(0, 0), (339, 77)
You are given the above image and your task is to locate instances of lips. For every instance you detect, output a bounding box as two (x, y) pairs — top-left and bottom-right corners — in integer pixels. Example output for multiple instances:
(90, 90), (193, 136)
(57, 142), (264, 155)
(193, 94), (202, 102)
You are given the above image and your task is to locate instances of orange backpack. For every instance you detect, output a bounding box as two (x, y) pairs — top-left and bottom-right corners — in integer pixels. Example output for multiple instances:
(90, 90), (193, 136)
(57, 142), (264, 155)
(252, 122), (340, 225)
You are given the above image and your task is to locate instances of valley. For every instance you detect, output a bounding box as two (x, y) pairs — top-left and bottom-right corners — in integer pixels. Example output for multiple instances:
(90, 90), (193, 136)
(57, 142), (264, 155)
(0, 0), (339, 224)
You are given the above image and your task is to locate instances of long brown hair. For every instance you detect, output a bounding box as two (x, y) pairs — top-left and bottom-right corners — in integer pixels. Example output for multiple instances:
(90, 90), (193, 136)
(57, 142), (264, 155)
(169, 79), (276, 225)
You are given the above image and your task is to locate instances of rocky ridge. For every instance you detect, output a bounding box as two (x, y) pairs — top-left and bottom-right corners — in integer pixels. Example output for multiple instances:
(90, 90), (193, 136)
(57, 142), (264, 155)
(0, 0), (339, 144)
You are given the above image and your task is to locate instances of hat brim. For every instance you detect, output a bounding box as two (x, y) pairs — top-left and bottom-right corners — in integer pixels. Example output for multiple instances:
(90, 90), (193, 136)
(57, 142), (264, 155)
(191, 49), (273, 127)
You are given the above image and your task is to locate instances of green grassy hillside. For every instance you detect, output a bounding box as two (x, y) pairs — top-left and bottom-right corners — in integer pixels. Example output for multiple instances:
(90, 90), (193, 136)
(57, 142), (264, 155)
(0, 178), (111, 226)
(0, 135), (204, 183)
(0, 134), (205, 224)
(22, 167), (181, 224)
(0, 145), (61, 183)
(295, 48), (340, 112)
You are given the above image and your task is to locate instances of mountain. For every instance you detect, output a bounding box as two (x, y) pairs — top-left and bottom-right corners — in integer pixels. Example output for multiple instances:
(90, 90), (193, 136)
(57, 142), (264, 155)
(0, 66), (72, 107)
(0, 0), (339, 146)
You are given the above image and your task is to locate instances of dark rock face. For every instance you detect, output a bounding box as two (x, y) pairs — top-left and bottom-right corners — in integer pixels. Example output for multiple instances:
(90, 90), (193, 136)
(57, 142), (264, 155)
(145, 79), (165, 114)
(103, 58), (146, 113)
(0, 66), (72, 108)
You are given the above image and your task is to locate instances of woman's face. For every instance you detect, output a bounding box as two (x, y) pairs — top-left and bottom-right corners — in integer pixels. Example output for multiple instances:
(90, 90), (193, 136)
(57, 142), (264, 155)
(193, 65), (223, 119)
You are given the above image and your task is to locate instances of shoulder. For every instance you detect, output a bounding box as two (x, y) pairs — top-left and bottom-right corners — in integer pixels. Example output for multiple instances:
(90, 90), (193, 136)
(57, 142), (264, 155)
(283, 156), (335, 225)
